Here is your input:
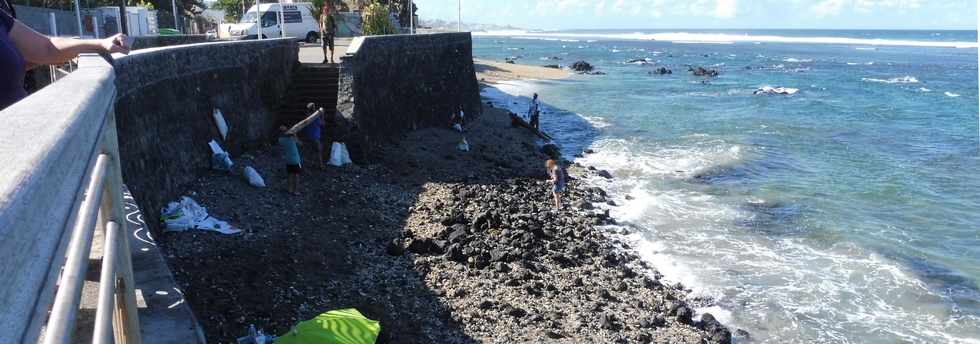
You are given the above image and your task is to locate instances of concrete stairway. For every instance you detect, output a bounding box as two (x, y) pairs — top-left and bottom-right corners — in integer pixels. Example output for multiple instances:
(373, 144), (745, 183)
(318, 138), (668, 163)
(279, 64), (339, 126)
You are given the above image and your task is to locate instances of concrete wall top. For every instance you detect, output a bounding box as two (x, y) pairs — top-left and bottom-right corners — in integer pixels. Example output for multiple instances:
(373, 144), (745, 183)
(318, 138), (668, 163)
(0, 54), (116, 343)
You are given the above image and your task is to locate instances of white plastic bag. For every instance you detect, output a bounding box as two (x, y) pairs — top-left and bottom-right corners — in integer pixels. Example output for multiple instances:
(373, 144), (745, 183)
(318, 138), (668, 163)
(329, 142), (352, 167)
(243, 166), (266, 187)
(340, 143), (352, 164)
(208, 140), (234, 171)
(213, 108), (229, 140)
(457, 138), (470, 152)
(161, 196), (241, 235)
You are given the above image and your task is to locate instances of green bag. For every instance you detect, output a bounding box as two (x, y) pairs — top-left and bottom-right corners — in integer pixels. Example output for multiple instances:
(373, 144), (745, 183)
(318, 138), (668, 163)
(275, 309), (380, 344)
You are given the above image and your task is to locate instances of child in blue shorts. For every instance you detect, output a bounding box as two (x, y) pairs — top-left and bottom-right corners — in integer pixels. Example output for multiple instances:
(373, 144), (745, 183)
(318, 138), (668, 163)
(546, 159), (565, 209)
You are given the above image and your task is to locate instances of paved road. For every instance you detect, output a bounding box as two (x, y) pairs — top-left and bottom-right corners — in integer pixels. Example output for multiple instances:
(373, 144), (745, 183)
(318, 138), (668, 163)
(298, 37), (353, 64)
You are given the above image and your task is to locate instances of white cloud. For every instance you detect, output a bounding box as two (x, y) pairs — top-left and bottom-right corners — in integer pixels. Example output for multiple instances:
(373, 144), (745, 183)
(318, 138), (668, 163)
(811, 0), (846, 17)
(613, 0), (627, 12)
(714, 0), (737, 18)
(595, 0), (607, 15)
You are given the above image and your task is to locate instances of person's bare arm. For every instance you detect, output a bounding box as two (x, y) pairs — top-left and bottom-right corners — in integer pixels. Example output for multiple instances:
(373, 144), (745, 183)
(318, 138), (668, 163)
(8, 19), (129, 65)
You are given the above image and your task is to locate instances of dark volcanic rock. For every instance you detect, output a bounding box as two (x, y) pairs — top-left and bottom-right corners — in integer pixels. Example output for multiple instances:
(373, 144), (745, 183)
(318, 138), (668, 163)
(386, 239), (404, 256)
(650, 66), (672, 75)
(689, 66), (719, 77)
(599, 313), (619, 330)
(671, 303), (694, 325)
(571, 60), (594, 72)
(575, 200), (594, 210)
(543, 64), (561, 69)
(698, 313), (733, 344)
(596, 170), (613, 179)
(508, 307), (528, 318)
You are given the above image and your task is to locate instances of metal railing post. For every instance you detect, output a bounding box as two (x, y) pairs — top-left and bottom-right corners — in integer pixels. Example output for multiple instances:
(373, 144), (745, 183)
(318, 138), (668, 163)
(102, 106), (142, 344)
(42, 155), (109, 344)
(92, 221), (119, 344)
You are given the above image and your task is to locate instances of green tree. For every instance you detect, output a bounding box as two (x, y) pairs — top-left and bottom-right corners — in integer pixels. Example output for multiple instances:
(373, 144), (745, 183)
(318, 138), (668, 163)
(360, 0), (393, 35)
(211, 0), (252, 22)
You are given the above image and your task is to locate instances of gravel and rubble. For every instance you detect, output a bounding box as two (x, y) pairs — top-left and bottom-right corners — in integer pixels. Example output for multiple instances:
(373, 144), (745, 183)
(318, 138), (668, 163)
(156, 104), (733, 343)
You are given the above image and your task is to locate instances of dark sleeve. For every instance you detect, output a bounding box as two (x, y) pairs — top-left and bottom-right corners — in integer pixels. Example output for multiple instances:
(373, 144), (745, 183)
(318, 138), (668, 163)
(0, 8), (13, 33)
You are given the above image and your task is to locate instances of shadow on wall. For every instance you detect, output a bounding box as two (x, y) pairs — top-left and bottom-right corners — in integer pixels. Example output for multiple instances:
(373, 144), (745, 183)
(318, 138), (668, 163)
(334, 32), (482, 162)
(111, 39), (299, 231)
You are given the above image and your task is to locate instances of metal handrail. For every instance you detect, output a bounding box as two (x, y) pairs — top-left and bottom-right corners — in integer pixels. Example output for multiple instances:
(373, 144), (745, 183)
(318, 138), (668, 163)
(92, 221), (120, 344)
(42, 118), (142, 343)
(43, 154), (109, 344)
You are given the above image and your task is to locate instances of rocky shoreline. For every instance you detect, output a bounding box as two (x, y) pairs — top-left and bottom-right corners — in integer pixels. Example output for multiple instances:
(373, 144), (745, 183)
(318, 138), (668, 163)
(157, 98), (734, 342)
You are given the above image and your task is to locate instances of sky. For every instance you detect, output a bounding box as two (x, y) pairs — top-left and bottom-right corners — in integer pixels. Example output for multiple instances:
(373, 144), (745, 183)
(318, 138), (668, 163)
(415, 0), (978, 30)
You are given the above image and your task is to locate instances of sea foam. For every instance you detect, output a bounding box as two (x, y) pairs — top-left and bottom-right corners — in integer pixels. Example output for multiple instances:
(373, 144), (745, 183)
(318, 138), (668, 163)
(474, 31), (978, 49)
(862, 76), (919, 84)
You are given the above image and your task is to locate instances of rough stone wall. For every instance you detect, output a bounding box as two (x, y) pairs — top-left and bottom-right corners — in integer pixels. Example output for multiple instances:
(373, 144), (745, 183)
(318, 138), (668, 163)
(113, 39), (298, 228)
(336, 33), (481, 153)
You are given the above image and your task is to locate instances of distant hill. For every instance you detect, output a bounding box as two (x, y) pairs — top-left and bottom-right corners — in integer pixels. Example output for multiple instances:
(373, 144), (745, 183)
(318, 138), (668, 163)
(418, 18), (522, 32)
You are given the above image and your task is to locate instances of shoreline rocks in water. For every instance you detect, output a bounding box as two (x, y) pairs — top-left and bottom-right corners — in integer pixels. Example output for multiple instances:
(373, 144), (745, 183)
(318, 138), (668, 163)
(156, 102), (733, 343)
(689, 66), (720, 77)
(650, 66), (673, 75)
(571, 60), (594, 72)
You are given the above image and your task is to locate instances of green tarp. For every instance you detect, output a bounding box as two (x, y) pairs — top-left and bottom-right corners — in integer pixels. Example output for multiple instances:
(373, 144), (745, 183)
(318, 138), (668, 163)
(275, 309), (380, 344)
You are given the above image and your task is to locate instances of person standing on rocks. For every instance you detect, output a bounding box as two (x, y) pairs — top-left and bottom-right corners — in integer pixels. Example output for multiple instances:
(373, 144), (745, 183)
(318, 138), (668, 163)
(528, 93), (541, 130)
(278, 126), (303, 195)
(450, 104), (465, 132)
(320, 3), (337, 64)
(546, 159), (565, 209)
(301, 104), (327, 168)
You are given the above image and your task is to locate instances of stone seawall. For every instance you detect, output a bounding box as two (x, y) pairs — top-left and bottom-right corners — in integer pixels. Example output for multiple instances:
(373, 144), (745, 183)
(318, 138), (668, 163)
(113, 39), (298, 228)
(336, 33), (481, 155)
(131, 35), (210, 50)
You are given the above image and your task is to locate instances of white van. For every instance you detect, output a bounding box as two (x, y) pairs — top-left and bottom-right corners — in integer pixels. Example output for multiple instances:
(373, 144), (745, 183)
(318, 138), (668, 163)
(220, 3), (319, 42)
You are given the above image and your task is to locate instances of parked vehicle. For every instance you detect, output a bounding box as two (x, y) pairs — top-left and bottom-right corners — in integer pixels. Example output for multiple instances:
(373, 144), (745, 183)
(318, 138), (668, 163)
(220, 2), (319, 42)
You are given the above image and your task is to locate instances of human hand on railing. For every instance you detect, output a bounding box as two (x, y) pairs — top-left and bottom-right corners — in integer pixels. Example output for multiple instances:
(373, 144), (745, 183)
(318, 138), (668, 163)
(102, 34), (131, 54)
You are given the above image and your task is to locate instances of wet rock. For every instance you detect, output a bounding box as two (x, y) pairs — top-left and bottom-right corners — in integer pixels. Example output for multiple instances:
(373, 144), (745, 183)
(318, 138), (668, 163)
(650, 66), (672, 75)
(575, 200), (594, 210)
(698, 313), (733, 344)
(508, 307), (528, 318)
(596, 170), (613, 179)
(689, 66), (719, 77)
(671, 303), (694, 325)
(735, 329), (751, 341)
(545, 331), (564, 339)
(571, 60), (594, 72)
(479, 300), (494, 310)
(543, 64), (561, 69)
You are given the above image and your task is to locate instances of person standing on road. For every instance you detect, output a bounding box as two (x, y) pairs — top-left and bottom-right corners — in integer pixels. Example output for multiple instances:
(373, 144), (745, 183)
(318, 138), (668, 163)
(528, 93), (540, 130)
(320, 3), (337, 64)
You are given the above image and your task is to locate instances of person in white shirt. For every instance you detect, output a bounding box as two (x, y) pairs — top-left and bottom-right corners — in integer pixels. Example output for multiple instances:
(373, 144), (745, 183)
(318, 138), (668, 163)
(528, 93), (540, 130)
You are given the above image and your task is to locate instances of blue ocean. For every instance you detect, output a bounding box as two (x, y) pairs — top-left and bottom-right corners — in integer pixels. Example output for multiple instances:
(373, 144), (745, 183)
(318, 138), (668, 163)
(474, 29), (980, 343)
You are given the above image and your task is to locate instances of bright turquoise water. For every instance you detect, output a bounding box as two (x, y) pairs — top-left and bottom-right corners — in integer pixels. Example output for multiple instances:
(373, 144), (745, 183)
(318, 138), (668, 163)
(475, 30), (980, 343)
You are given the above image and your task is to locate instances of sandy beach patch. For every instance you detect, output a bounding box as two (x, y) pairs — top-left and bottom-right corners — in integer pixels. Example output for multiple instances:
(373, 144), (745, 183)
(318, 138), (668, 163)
(475, 59), (569, 84)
